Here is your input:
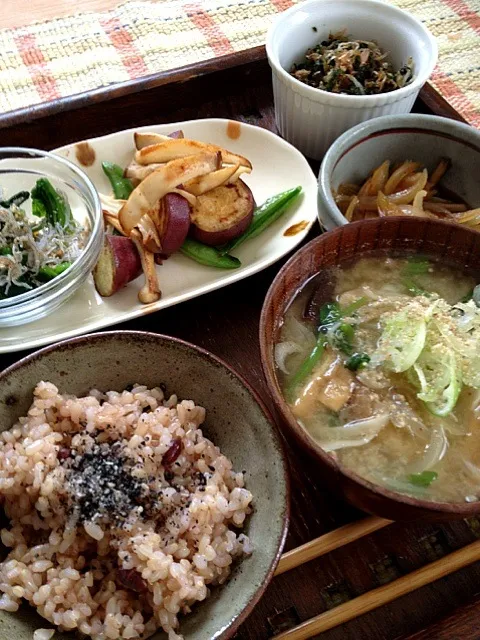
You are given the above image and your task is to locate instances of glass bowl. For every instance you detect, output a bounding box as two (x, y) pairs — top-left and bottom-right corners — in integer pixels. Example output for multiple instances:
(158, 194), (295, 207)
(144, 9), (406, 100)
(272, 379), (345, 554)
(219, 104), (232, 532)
(0, 148), (103, 327)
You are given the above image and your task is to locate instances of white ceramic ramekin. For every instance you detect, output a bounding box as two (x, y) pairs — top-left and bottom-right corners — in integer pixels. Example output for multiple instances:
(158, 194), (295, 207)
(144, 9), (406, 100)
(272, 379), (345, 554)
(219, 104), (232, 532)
(266, 0), (438, 160)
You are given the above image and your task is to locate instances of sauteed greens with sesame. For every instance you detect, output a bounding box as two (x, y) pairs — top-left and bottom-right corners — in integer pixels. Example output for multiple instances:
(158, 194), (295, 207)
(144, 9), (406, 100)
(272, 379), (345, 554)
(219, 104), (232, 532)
(0, 178), (87, 299)
(291, 30), (414, 95)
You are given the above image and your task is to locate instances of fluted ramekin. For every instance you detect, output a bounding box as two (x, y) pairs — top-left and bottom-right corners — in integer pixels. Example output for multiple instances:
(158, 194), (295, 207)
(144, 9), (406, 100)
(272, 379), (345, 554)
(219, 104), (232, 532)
(266, 0), (438, 160)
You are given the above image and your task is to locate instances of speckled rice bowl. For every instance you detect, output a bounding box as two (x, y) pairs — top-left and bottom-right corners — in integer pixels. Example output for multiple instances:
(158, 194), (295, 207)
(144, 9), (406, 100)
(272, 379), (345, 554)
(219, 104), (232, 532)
(0, 382), (253, 640)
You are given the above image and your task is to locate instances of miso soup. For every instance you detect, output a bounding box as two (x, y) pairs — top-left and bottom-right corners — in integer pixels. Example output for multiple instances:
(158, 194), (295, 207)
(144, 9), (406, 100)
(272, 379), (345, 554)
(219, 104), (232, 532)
(277, 255), (480, 503)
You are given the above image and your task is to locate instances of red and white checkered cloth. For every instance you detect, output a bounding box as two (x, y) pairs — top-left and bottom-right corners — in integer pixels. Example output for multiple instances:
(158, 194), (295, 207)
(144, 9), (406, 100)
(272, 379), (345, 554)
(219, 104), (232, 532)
(0, 0), (479, 126)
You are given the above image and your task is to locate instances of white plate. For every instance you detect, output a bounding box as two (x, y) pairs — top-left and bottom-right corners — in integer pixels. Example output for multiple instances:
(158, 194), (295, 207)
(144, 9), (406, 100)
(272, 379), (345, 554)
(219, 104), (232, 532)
(0, 118), (317, 353)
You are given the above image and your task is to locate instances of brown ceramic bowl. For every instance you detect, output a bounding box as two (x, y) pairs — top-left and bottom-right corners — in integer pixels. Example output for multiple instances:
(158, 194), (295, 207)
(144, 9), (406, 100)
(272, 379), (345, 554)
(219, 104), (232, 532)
(0, 331), (289, 640)
(260, 216), (480, 522)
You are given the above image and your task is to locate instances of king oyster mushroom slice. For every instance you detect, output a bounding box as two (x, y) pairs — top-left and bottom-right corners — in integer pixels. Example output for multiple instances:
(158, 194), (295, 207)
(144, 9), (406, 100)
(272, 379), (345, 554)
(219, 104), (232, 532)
(182, 163), (240, 196)
(225, 165), (252, 184)
(136, 214), (162, 253)
(119, 152), (219, 236)
(130, 229), (161, 304)
(102, 210), (124, 235)
(134, 131), (184, 150)
(124, 161), (163, 187)
(100, 193), (125, 215)
(135, 138), (252, 170)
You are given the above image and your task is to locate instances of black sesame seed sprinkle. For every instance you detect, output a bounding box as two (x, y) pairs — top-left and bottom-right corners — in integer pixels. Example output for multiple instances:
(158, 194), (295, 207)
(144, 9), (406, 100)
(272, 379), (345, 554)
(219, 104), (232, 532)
(66, 442), (147, 525)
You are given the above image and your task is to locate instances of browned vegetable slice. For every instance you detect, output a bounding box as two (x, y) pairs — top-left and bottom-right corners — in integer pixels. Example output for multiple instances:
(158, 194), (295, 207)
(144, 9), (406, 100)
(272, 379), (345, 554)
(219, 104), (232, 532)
(135, 138), (252, 169)
(384, 161), (421, 195)
(103, 210), (124, 235)
(124, 161), (163, 186)
(93, 235), (142, 297)
(119, 152), (217, 236)
(183, 164), (240, 196)
(425, 157), (451, 193)
(345, 195), (359, 221)
(190, 180), (254, 246)
(136, 214), (162, 253)
(358, 160), (390, 196)
(134, 130), (184, 150)
(226, 166), (252, 184)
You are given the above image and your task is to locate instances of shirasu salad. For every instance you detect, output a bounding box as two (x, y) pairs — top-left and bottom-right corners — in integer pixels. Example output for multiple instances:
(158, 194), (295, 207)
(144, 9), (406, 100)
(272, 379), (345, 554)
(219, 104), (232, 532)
(0, 179), (87, 299)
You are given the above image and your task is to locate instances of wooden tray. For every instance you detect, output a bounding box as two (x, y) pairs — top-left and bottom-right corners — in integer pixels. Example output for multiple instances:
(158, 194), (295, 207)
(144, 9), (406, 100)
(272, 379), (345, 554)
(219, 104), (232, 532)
(1, 48), (480, 640)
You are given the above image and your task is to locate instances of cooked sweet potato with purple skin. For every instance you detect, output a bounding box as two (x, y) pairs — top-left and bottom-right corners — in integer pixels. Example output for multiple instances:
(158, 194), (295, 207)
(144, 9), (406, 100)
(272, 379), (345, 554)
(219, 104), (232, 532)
(190, 180), (254, 246)
(168, 130), (184, 139)
(156, 193), (191, 255)
(93, 235), (142, 297)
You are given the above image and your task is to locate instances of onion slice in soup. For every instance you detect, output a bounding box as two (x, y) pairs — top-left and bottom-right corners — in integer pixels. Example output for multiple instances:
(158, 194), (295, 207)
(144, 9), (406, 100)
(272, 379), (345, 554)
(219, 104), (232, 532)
(321, 414), (390, 452)
(406, 426), (447, 475)
(275, 341), (303, 374)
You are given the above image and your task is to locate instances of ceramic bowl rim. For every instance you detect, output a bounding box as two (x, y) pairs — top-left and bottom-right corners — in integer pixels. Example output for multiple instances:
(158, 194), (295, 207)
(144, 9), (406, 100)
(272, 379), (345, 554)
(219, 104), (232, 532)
(259, 217), (480, 517)
(265, 0), (438, 106)
(0, 330), (290, 640)
(318, 113), (480, 228)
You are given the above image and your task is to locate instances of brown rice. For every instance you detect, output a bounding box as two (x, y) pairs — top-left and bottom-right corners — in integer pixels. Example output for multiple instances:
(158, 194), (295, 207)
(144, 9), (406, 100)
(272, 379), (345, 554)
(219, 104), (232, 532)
(0, 382), (253, 639)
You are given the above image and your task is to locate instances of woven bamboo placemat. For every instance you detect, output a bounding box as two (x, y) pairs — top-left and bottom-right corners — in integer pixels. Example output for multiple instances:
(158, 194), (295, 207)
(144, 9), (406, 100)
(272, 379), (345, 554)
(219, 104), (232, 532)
(0, 0), (478, 126)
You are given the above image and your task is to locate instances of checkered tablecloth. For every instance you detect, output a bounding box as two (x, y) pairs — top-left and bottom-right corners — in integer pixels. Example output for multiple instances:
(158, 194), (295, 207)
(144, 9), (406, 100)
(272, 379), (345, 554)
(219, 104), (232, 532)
(0, 0), (479, 126)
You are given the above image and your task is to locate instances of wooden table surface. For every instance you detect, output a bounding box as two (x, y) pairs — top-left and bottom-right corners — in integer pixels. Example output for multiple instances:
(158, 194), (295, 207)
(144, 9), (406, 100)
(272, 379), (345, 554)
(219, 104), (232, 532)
(1, 49), (480, 640)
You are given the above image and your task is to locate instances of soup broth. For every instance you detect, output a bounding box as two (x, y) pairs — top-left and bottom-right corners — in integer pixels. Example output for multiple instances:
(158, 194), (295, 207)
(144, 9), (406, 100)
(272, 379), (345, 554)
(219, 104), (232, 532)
(277, 255), (480, 503)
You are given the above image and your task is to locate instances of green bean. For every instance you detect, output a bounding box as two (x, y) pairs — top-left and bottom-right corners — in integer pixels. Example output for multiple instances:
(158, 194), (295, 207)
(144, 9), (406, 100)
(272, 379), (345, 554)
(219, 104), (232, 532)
(180, 238), (241, 269)
(218, 186), (302, 255)
(102, 162), (134, 200)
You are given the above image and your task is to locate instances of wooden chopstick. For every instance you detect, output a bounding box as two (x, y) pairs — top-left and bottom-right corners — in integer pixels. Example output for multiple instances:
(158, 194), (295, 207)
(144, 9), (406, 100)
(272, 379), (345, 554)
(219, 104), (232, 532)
(275, 516), (390, 576)
(272, 537), (480, 640)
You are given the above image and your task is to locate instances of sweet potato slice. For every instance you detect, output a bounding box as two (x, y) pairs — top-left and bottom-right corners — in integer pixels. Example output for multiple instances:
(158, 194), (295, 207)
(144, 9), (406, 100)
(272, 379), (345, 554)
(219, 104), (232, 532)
(135, 139), (252, 169)
(155, 193), (191, 256)
(119, 152), (218, 236)
(93, 235), (142, 297)
(190, 180), (254, 246)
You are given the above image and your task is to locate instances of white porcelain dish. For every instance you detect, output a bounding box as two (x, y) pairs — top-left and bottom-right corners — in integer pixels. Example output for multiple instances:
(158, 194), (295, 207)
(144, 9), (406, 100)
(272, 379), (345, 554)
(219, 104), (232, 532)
(266, 0), (438, 160)
(0, 118), (317, 354)
(317, 114), (480, 230)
